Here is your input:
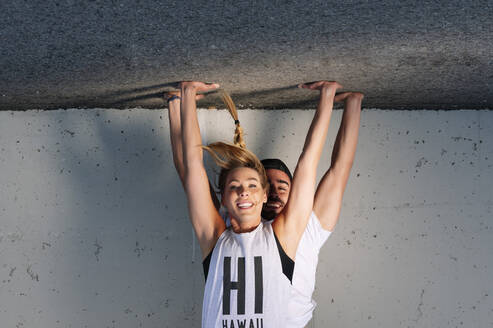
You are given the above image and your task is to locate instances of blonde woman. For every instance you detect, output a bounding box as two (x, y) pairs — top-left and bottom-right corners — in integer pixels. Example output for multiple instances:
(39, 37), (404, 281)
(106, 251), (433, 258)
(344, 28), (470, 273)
(167, 80), (340, 327)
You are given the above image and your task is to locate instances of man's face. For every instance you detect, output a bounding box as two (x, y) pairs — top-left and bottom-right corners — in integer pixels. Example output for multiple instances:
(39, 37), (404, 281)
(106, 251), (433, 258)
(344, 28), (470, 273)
(261, 169), (291, 220)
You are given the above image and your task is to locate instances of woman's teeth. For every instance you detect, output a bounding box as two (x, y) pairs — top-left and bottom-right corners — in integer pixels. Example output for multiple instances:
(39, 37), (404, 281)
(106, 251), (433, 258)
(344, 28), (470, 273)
(237, 202), (253, 209)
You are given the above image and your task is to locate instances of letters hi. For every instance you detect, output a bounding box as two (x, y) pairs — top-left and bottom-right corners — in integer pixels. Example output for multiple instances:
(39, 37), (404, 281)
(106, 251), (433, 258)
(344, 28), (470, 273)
(223, 256), (263, 315)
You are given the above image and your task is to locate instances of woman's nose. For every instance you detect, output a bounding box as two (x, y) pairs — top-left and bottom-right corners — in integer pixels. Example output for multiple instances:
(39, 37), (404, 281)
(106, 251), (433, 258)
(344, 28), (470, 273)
(238, 186), (248, 196)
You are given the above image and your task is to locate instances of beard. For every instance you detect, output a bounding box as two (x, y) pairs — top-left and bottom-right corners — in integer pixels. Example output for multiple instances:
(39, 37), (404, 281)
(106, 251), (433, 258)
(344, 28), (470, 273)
(261, 196), (285, 221)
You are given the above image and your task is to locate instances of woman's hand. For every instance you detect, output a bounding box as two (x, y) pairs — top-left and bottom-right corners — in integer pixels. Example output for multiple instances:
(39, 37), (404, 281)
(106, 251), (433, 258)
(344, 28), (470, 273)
(179, 81), (220, 94)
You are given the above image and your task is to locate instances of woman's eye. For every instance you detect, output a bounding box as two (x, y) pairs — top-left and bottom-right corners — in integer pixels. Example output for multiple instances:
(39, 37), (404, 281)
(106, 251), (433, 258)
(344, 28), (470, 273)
(249, 184), (257, 188)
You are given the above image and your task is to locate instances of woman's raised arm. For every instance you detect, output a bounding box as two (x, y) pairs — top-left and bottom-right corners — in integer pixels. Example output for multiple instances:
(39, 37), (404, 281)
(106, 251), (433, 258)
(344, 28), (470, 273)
(313, 92), (363, 231)
(179, 81), (225, 259)
(273, 81), (341, 259)
(166, 92), (220, 209)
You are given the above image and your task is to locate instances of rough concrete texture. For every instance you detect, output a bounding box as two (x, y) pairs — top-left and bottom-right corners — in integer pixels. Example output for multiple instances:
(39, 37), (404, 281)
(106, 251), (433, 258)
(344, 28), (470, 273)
(1, 108), (492, 327)
(1, 0), (492, 110)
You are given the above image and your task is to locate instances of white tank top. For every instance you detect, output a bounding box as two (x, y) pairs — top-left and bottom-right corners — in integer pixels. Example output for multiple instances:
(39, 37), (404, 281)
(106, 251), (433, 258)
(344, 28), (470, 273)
(286, 211), (332, 327)
(202, 220), (290, 328)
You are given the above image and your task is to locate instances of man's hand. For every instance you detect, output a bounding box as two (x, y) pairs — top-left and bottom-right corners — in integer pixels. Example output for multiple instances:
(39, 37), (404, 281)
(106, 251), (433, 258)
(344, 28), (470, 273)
(179, 81), (220, 94)
(298, 81), (343, 92)
(164, 90), (205, 104)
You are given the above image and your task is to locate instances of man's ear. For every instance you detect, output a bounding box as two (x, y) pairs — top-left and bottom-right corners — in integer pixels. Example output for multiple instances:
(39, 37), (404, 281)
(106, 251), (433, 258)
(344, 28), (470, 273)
(263, 190), (267, 203)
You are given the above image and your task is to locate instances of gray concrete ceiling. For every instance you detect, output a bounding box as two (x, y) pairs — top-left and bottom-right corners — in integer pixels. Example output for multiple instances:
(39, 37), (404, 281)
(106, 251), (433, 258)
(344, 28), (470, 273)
(1, 0), (492, 110)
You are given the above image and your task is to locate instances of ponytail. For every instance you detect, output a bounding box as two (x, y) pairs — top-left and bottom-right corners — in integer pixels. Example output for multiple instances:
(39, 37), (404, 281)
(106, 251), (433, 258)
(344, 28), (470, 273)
(202, 91), (268, 195)
(220, 91), (246, 149)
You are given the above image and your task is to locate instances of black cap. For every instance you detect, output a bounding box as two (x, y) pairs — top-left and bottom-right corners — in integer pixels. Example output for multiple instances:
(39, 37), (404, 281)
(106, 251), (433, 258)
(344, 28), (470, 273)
(261, 158), (293, 181)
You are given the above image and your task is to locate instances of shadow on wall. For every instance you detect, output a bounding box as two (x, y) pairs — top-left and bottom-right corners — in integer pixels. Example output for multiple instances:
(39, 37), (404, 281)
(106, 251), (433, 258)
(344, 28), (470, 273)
(4, 102), (492, 327)
(110, 84), (338, 110)
(41, 83), (334, 111)
(44, 86), (332, 326)
(54, 107), (204, 326)
(55, 82), (181, 109)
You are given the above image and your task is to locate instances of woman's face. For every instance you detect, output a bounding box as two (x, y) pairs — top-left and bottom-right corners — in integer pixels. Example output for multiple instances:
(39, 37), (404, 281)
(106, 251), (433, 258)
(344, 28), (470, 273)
(222, 167), (267, 226)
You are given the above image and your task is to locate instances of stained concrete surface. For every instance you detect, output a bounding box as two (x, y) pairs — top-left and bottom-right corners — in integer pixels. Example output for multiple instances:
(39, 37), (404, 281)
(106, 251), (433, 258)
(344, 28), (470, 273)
(1, 108), (492, 327)
(1, 0), (493, 110)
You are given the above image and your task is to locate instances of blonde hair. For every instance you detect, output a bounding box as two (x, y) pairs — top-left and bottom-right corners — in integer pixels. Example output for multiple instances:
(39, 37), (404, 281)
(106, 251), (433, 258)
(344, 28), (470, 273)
(219, 91), (246, 148)
(202, 91), (268, 194)
(204, 142), (268, 194)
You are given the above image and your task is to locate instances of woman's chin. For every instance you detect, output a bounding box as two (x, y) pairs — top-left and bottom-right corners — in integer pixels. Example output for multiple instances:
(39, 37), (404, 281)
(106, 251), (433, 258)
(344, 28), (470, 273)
(230, 213), (262, 226)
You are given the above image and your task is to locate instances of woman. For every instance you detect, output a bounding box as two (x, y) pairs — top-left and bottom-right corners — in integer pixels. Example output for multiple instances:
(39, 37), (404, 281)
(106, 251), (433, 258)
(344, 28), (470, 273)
(172, 81), (340, 327)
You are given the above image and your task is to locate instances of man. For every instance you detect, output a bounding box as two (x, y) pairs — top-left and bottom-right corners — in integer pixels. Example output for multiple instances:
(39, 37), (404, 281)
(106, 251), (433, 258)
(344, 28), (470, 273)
(166, 83), (363, 326)
(259, 90), (363, 327)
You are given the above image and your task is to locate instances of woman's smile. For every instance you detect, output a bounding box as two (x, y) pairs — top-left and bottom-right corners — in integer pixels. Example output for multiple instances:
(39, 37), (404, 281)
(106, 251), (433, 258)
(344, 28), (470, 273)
(237, 201), (254, 209)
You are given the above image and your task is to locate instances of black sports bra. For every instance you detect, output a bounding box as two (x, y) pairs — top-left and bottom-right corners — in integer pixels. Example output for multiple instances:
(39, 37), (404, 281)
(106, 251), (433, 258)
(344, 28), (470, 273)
(202, 231), (294, 283)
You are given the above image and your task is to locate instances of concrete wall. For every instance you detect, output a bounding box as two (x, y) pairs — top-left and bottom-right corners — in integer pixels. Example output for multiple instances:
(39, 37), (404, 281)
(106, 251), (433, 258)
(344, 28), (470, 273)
(0, 108), (491, 328)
